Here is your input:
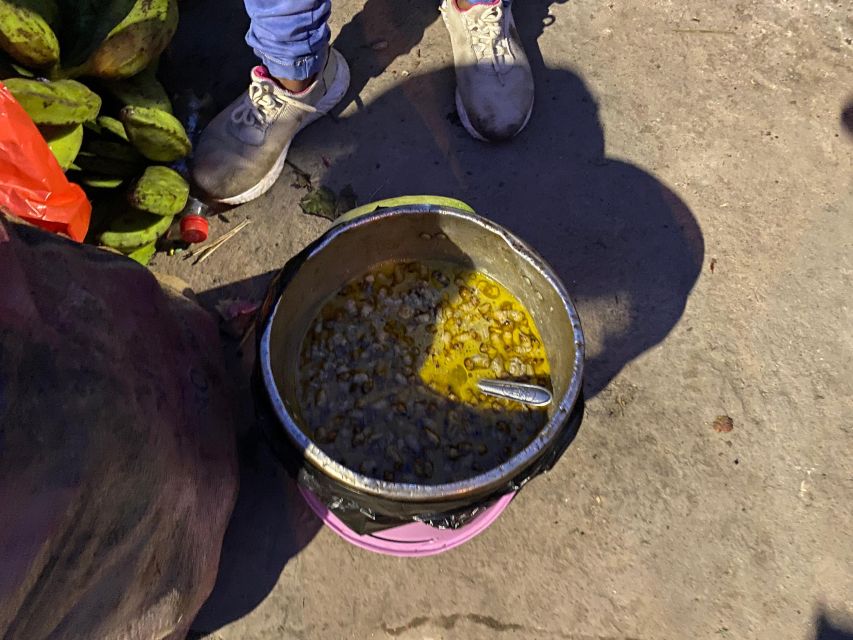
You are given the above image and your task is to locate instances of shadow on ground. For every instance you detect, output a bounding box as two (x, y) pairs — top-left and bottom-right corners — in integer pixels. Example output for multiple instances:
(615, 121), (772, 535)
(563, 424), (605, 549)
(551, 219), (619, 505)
(814, 609), (853, 640)
(842, 97), (853, 139)
(308, 0), (705, 396)
(331, 0), (446, 112)
(177, 0), (704, 634)
(188, 429), (322, 635)
(186, 294), (323, 635)
(182, 0), (705, 399)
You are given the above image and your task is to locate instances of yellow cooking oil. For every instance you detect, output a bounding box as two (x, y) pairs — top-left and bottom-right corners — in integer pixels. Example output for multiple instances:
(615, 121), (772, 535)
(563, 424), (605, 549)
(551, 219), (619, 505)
(415, 264), (551, 404)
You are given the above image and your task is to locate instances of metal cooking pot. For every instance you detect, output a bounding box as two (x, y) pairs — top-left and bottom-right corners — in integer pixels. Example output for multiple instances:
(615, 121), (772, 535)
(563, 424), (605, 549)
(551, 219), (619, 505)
(258, 196), (585, 508)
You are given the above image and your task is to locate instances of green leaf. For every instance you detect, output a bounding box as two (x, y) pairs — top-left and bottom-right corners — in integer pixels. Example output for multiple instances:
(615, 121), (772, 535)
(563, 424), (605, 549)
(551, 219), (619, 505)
(299, 184), (359, 221)
(299, 187), (337, 220)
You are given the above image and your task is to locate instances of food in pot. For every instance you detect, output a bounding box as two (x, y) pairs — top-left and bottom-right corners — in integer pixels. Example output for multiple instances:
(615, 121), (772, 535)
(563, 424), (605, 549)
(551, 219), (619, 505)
(297, 260), (551, 484)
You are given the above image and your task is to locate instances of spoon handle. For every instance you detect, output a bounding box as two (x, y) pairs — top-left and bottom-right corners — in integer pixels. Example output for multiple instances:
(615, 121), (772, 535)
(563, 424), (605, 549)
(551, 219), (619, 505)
(476, 379), (553, 407)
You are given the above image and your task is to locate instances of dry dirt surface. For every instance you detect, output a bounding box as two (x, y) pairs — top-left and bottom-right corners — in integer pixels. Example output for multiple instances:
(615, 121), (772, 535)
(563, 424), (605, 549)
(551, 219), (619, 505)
(155, 0), (852, 638)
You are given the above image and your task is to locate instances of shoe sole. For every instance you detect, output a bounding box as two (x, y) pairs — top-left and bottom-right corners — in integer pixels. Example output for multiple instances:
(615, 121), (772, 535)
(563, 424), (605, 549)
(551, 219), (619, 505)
(216, 50), (352, 206)
(455, 88), (534, 142)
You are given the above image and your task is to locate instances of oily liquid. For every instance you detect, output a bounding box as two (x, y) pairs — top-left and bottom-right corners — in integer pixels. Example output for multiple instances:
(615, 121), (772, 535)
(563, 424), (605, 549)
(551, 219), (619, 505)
(298, 260), (552, 484)
(419, 268), (550, 403)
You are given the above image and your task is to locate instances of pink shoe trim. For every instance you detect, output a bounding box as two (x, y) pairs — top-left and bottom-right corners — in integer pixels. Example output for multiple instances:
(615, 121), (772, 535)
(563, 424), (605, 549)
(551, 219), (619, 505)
(252, 65), (314, 96)
(454, 0), (499, 12)
(252, 65), (272, 80)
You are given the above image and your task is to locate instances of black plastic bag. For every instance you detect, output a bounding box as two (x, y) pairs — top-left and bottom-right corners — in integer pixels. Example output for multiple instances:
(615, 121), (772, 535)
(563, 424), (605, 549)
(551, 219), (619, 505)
(253, 361), (583, 535)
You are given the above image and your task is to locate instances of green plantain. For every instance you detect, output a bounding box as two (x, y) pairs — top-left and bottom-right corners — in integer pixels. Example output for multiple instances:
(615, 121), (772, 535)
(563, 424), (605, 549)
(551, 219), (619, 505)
(84, 138), (142, 163)
(120, 105), (190, 162)
(56, 0), (136, 69)
(0, 0), (60, 69)
(95, 115), (129, 140)
(39, 123), (83, 169)
(126, 240), (156, 264)
(83, 0), (178, 80)
(74, 149), (143, 176)
(0, 50), (35, 78)
(99, 211), (172, 251)
(127, 165), (188, 216)
(80, 174), (125, 188)
(103, 63), (172, 112)
(4, 77), (100, 124)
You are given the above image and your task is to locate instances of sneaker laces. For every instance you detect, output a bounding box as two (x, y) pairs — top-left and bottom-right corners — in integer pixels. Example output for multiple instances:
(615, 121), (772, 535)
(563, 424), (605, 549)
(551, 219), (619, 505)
(231, 77), (318, 130)
(465, 4), (514, 78)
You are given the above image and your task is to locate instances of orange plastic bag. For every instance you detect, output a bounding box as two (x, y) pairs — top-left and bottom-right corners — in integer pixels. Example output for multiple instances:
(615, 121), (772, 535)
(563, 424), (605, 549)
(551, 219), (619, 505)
(0, 81), (90, 241)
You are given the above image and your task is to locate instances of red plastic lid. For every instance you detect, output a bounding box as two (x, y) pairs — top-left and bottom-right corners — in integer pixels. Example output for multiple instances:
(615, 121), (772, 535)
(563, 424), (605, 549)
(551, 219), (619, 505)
(180, 214), (209, 243)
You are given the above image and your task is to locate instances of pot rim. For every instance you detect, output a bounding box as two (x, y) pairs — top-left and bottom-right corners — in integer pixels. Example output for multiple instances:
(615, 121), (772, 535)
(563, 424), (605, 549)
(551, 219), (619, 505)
(259, 204), (585, 502)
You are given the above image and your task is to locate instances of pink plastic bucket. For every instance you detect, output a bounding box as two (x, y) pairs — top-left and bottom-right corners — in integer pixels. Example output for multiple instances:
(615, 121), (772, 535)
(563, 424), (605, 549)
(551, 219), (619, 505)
(299, 486), (516, 557)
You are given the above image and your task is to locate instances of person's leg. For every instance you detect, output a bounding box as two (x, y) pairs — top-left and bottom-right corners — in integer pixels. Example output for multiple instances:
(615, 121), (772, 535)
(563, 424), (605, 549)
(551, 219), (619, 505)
(244, 0), (330, 91)
(440, 0), (534, 141)
(192, 0), (350, 204)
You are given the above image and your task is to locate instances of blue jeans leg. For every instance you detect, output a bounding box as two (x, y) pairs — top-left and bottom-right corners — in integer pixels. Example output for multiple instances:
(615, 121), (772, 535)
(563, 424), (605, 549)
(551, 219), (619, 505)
(244, 0), (331, 81)
(244, 0), (506, 81)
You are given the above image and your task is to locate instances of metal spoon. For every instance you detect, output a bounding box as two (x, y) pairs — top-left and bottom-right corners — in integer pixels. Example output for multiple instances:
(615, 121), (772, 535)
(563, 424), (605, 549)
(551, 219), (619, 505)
(476, 379), (553, 407)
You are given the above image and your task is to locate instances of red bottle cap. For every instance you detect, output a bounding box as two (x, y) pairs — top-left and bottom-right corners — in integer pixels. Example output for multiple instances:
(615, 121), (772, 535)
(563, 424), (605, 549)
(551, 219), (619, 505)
(180, 215), (209, 243)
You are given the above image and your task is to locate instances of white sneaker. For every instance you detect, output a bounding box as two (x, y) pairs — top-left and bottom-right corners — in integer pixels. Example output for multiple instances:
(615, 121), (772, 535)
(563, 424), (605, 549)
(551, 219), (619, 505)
(192, 49), (350, 204)
(440, 0), (534, 141)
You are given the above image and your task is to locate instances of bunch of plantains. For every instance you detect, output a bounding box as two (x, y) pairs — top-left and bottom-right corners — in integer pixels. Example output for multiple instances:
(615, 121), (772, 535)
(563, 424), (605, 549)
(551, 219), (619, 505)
(0, 0), (191, 265)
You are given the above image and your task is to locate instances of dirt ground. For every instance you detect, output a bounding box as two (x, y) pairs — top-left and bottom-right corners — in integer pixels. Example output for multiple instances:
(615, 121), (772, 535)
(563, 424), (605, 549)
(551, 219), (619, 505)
(153, 0), (852, 638)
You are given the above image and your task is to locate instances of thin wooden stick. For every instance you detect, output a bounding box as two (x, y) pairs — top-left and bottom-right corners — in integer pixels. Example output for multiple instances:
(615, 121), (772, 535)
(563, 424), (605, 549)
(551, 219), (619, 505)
(191, 219), (252, 265)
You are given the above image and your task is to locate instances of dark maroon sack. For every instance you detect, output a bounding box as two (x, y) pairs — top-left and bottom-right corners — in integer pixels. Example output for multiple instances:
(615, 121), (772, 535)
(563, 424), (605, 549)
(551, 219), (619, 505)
(0, 217), (238, 640)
